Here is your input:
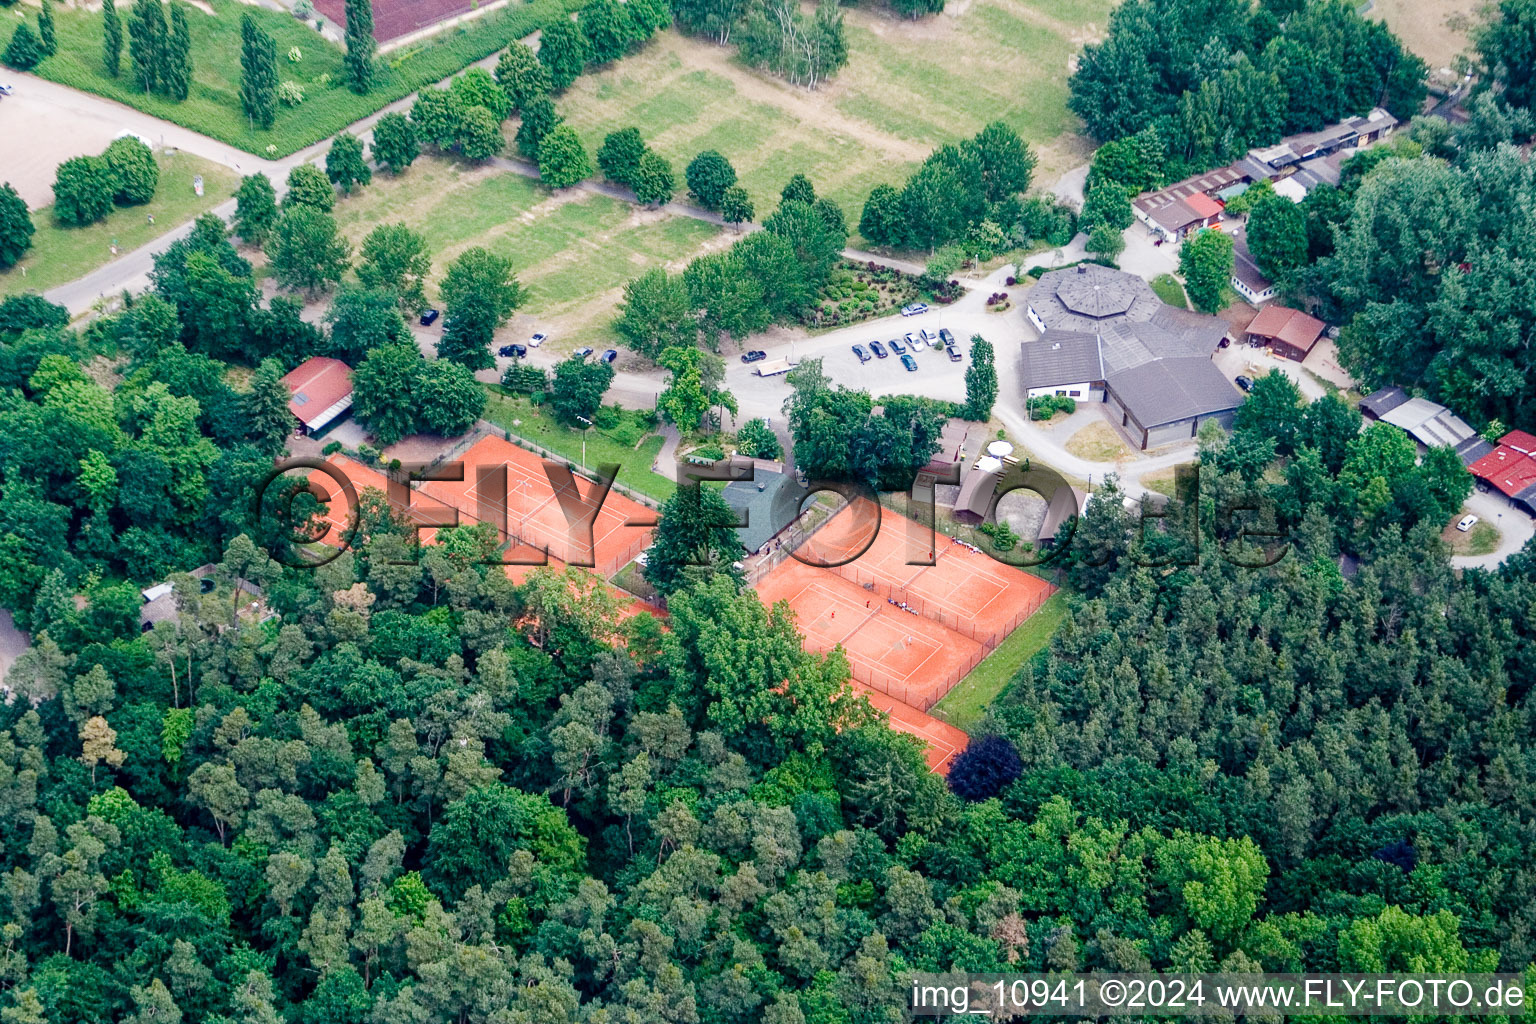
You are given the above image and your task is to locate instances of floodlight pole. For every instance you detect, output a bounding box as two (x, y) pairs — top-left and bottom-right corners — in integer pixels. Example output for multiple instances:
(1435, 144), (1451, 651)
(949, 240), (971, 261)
(576, 415), (592, 473)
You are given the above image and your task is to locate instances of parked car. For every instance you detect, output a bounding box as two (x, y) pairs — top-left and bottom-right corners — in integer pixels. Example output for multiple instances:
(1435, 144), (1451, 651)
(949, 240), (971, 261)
(1235, 375), (1254, 392)
(419, 308), (439, 326)
(905, 331), (924, 351)
(900, 353), (919, 372)
(888, 338), (906, 354)
(1456, 514), (1480, 532)
(947, 346), (963, 362)
(869, 340), (888, 359)
(0, 84), (14, 97)
(601, 349), (618, 363)
(901, 303), (929, 317)
(938, 328), (955, 347)
(852, 344), (870, 363)
(573, 347), (594, 359)
(529, 331), (549, 347)
(920, 328), (938, 344)
(740, 350), (767, 363)
(498, 344), (527, 358)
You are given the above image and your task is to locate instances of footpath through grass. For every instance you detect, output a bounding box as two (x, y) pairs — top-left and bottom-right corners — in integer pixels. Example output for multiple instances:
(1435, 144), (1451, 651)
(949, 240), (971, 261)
(32, 0), (586, 158)
(931, 590), (1065, 732)
(0, 152), (239, 299)
(482, 389), (677, 503)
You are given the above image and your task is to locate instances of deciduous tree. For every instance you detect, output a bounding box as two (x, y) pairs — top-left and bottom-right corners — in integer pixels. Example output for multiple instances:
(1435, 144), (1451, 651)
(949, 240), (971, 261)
(370, 112), (419, 174)
(686, 150), (737, 210)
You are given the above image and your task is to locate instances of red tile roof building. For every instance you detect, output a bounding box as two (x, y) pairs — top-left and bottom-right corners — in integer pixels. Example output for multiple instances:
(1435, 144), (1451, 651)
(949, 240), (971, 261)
(1245, 304), (1326, 361)
(282, 357), (354, 435)
(1469, 431), (1536, 514)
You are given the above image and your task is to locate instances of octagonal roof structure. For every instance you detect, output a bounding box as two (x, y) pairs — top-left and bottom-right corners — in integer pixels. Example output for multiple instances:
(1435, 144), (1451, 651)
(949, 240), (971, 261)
(1055, 265), (1140, 318)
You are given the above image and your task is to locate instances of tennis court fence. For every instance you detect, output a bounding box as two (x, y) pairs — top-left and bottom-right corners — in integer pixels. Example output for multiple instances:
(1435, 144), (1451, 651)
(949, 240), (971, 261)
(838, 647), (986, 712)
(826, 561), (1051, 648)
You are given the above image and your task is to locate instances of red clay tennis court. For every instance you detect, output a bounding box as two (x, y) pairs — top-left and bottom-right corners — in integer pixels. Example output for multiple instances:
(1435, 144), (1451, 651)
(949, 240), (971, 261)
(852, 683), (968, 775)
(296, 448), (657, 614)
(411, 436), (655, 579)
(800, 500), (1056, 646)
(755, 557), (987, 711)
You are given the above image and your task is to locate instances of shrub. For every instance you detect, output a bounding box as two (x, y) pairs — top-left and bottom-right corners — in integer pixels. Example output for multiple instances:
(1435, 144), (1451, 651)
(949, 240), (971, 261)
(103, 136), (159, 206)
(279, 80), (305, 106)
(500, 363), (548, 394)
(735, 418), (782, 459)
(53, 155), (116, 226)
(321, 440), (342, 455)
(356, 443), (379, 463)
(293, 0), (314, 17)
(692, 442), (726, 462)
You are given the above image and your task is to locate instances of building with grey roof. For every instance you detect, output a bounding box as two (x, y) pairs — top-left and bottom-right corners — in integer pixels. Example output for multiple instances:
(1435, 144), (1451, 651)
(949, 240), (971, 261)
(1024, 263), (1164, 333)
(722, 470), (804, 554)
(1377, 396), (1492, 465)
(1360, 386), (1411, 420)
(1019, 330), (1104, 400)
(1104, 358), (1242, 448)
(1020, 265), (1240, 448)
(1230, 234), (1275, 306)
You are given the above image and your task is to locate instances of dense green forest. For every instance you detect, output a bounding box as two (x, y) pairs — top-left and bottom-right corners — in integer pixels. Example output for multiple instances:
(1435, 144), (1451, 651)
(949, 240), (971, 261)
(1068, 0), (1426, 173)
(4, 258), (1535, 1020)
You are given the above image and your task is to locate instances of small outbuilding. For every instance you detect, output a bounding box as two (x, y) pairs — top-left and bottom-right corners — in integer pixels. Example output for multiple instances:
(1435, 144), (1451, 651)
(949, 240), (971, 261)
(283, 357), (355, 436)
(1245, 304), (1326, 361)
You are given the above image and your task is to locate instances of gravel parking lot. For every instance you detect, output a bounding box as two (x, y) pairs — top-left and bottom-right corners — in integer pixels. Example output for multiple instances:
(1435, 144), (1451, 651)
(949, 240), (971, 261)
(0, 83), (123, 208)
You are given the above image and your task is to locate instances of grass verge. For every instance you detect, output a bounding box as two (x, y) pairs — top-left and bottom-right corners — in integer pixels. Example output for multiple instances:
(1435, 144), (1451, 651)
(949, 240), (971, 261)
(931, 590), (1065, 732)
(31, 0), (586, 158)
(1442, 518), (1500, 557)
(0, 152), (239, 298)
(1149, 273), (1188, 308)
(482, 389), (676, 502)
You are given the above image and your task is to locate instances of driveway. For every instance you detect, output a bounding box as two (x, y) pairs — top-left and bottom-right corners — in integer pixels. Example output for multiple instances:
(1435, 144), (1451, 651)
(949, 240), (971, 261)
(1450, 491), (1535, 571)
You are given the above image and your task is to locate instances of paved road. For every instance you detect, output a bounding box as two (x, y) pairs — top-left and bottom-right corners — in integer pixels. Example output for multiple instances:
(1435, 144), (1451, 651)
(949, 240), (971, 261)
(28, 49), (930, 314)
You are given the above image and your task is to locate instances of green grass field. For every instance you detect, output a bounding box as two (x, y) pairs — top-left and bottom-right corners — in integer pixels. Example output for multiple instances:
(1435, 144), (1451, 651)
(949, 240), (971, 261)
(328, 157), (724, 346)
(555, 0), (1109, 232)
(1150, 273), (1188, 308)
(27, 0), (586, 158)
(482, 390), (677, 502)
(0, 152), (239, 299)
(930, 590), (1065, 732)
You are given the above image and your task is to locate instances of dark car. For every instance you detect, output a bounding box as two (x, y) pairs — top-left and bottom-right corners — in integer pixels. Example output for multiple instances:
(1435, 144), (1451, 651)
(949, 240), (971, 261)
(869, 340), (888, 358)
(938, 328), (955, 347)
(852, 344), (870, 363)
(888, 338), (906, 354)
(900, 353), (919, 372)
(419, 309), (440, 326)
(573, 347), (594, 359)
(740, 350), (767, 363)
(601, 349), (618, 363)
(498, 344), (527, 358)
(1235, 375), (1254, 392)
(947, 346), (962, 362)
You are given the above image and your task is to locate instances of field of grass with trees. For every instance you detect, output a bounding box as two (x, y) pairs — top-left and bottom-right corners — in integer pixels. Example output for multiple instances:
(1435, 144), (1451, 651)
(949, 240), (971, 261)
(19, 0), (590, 157)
